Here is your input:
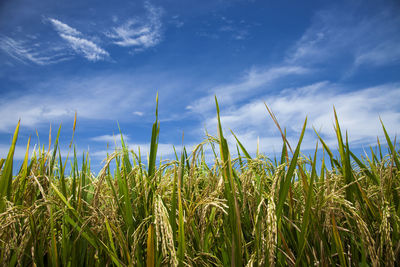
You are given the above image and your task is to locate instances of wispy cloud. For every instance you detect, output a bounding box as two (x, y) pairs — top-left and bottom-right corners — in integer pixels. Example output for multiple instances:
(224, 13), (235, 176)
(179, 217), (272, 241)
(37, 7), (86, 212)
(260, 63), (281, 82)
(0, 64), (199, 133)
(91, 134), (130, 143)
(286, 5), (400, 69)
(187, 65), (309, 114)
(0, 73), (148, 132)
(133, 111), (144, 116)
(2, 3), (165, 66)
(219, 16), (249, 40)
(105, 2), (163, 50)
(203, 82), (400, 154)
(0, 142), (91, 161)
(90, 142), (198, 160)
(48, 18), (81, 36)
(170, 15), (184, 28)
(90, 133), (198, 158)
(0, 144), (31, 161)
(187, 2), (400, 155)
(0, 35), (69, 65)
(58, 34), (110, 61)
(48, 18), (109, 61)
(198, 15), (252, 41)
(354, 41), (400, 67)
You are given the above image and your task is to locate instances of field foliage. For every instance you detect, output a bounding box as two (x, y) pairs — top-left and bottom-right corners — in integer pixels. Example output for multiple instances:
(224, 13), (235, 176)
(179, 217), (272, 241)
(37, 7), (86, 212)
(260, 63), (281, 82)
(0, 97), (399, 266)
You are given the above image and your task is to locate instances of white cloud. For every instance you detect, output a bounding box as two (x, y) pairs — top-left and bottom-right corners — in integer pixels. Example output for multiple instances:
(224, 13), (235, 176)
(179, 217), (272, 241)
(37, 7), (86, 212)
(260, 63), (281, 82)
(219, 23), (248, 40)
(355, 42), (400, 67)
(286, 6), (400, 68)
(187, 65), (309, 114)
(91, 134), (130, 143)
(0, 142), (87, 161)
(267, 83), (400, 141)
(202, 82), (400, 155)
(0, 144), (30, 161)
(0, 35), (69, 65)
(0, 98), (74, 132)
(0, 73), (148, 132)
(0, 65), (198, 133)
(106, 2), (163, 50)
(48, 18), (109, 61)
(48, 18), (81, 36)
(170, 15), (184, 28)
(199, 15), (251, 41)
(133, 111), (144, 116)
(233, 30), (248, 40)
(90, 142), (195, 160)
(187, 3), (400, 156)
(0, 17), (110, 65)
(58, 33), (109, 61)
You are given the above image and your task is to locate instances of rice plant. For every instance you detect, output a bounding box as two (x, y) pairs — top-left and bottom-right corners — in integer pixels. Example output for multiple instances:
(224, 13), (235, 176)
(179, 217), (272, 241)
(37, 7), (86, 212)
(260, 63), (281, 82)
(0, 97), (399, 266)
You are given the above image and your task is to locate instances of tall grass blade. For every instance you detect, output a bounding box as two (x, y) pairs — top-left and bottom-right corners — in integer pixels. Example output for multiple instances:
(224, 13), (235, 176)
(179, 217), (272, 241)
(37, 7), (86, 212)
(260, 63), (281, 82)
(215, 96), (243, 266)
(177, 151), (186, 266)
(147, 224), (155, 267)
(296, 142), (317, 266)
(148, 93), (159, 179)
(231, 130), (251, 159)
(14, 135), (31, 204)
(331, 215), (347, 267)
(1, 97), (399, 266)
(380, 119), (400, 171)
(0, 120), (20, 211)
(276, 118), (307, 220)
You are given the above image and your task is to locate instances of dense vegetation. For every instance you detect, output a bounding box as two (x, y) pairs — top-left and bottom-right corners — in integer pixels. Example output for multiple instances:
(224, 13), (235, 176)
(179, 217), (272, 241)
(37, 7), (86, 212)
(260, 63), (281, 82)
(0, 97), (399, 266)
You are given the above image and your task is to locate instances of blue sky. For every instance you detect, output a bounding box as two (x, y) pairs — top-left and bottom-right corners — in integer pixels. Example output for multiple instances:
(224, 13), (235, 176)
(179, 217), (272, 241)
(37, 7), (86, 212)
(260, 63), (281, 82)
(1, 0), (400, 171)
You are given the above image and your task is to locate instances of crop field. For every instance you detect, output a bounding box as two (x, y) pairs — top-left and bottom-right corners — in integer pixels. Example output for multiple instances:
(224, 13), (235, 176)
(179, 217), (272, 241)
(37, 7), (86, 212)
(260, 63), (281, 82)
(0, 98), (399, 266)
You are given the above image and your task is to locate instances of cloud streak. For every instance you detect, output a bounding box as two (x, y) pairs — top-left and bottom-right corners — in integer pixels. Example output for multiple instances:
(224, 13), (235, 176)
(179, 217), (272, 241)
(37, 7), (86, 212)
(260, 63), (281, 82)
(1, 3), (165, 65)
(48, 18), (109, 61)
(105, 2), (163, 50)
(286, 4), (400, 68)
(203, 82), (400, 155)
(48, 18), (81, 36)
(187, 65), (309, 114)
(0, 35), (69, 65)
(91, 134), (130, 145)
(0, 73), (149, 132)
(58, 33), (109, 61)
(187, 2), (400, 155)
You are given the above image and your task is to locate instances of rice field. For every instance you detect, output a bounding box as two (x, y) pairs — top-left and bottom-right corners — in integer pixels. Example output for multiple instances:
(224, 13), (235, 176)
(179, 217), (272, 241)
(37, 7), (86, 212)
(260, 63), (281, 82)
(0, 97), (399, 266)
